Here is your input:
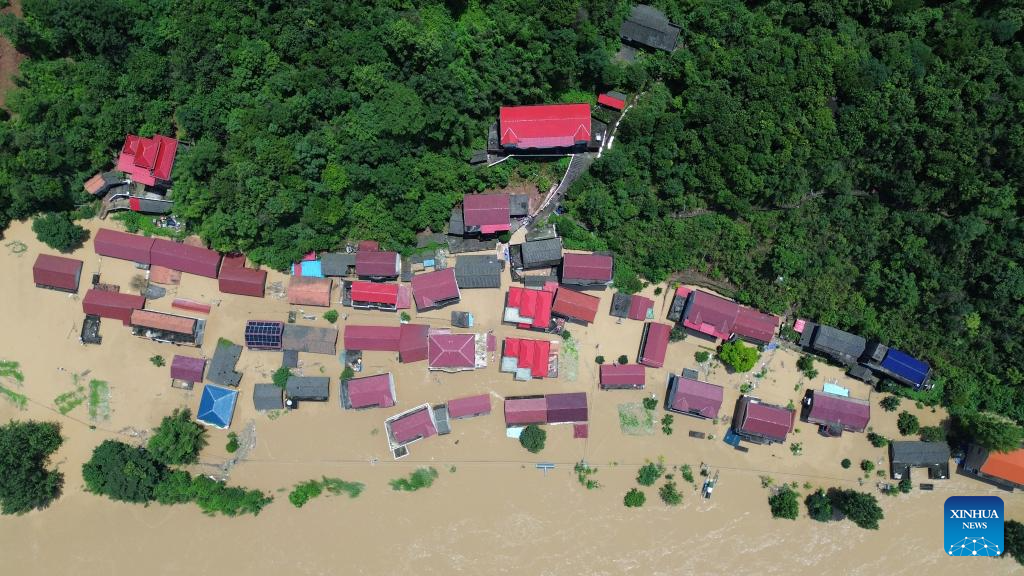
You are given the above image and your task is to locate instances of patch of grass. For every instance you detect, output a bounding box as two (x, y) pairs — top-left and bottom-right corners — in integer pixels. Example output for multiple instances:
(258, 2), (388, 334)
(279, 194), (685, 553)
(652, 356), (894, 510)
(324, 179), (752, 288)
(266, 409), (286, 420)
(574, 461), (600, 489)
(321, 477), (365, 498)
(54, 386), (86, 415)
(0, 385), (28, 410)
(390, 467), (439, 492)
(617, 403), (654, 435)
(0, 360), (25, 382)
(289, 477), (365, 508)
(88, 379), (110, 421)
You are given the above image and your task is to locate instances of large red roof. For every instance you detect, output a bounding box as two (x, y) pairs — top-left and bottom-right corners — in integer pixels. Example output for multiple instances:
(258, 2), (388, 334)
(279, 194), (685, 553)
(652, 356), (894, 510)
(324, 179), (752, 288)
(346, 373), (396, 409)
(344, 325), (402, 351)
(627, 295), (654, 321)
(130, 309), (196, 334)
(683, 291), (739, 340)
(33, 254), (83, 291)
(503, 337), (551, 378)
(355, 250), (400, 277)
(447, 394), (492, 419)
(150, 238), (221, 278)
(116, 134), (178, 186)
(669, 376), (724, 418)
(94, 228), (155, 264)
(506, 286), (553, 330)
(504, 397), (547, 426)
(561, 253), (613, 282)
(733, 306), (780, 344)
(428, 333), (477, 369)
(638, 322), (671, 368)
(600, 364), (646, 389)
(288, 276), (333, 306)
(980, 448), (1024, 486)
(411, 268), (460, 309)
(546, 392), (588, 424)
(82, 289), (145, 325)
(740, 399), (794, 441)
(463, 194), (511, 228)
(552, 287), (600, 323)
(350, 281), (399, 305)
(398, 323), (429, 363)
(390, 407), (437, 444)
(218, 266), (266, 298)
(500, 104), (592, 149)
(807, 392), (870, 432)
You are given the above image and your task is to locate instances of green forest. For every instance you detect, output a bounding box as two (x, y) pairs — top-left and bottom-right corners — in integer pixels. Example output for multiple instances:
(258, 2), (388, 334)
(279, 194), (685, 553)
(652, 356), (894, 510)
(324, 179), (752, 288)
(1, 1), (1022, 429)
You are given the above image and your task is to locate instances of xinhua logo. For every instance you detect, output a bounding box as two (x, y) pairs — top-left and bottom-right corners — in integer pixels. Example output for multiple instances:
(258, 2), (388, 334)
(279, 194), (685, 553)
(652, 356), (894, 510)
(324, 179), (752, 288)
(944, 496), (1004, 557)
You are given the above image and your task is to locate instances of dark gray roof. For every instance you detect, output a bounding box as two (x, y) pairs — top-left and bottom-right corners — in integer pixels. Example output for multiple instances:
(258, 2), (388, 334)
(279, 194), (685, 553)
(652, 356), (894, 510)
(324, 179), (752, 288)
(286, 376), (330, 400)
(523, 275), (558, 288)
(133, 198), (174, 214)
(282, 324), (338, 355)
(448, 207), (465, 236)
(253, 383), (284, 411)
(282, 350), (299, 368)
(890, 441), (950, 465)
(455, 255), (504, 289)
(510, 195), (530, 217)
(447, 236), (498, 254)
(519, 238), (563, 268)
(321, 252), (355, 276)
(607, 90), (628, 101)
(208, 343), (242, 386)
(620, 4), (681, 52)
(610, 292), (631, 318)
(810, 325), (866, 363)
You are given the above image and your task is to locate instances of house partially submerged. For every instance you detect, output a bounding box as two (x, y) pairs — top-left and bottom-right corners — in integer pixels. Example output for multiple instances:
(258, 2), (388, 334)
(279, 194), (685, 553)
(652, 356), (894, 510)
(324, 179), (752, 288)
(196, 384), (238, 429)
(460, 194), (511, 236)
(288, 277), (333, 307)
(346, 281), (399, 311)
(961, 446), (1024, 491)
(342, 324), (428, 363)
(890, 441), (950, 480)
(862, 343), (933, 390)
(600, 364), (646, 390)
(609, 293), (654, 321)
(803, 390), (871, 435)
(94, 228), (156, 264)
(637, 322), (671, 368)
(411, 268), (461, 311)
(130, 309), (205, 346)
(286, 376), (330, 402)
(82, 289), (146, 325)
(341, 373), (397, 409)
(388, 405), (438, 446)
(320, 252), (356, 277)
(428, 332), (487, 372)
(218, 265), (266, 298)
(552, 287), (600, 324)
(560, 253), (613, 289)
(666, 375), (724, 419)
(150, 239), (222, 278)
(170, 356), (205, 385)
(447, 394), (492, 419)
(253, 384), (284, 411)
(546, 392), (588, 424)
(244, 320), (284, 350)
(500, 337), (552, 379)
(454, 254), (504, 289)
(355, 250), (401, 280)
(498, 104), (593, 153)
(208, 342), (243, 386)
(504, 286), (554, 331)
(504, 396), (548, 426)
(281, 324), (338, 355)
(33, 254), (83, 293)
(799, 322), (866, 367)
(732, 396), (794, 444)
(619, 4), (681, 52)
(512, 237), (563, 271)
(674, 288), (779, 345)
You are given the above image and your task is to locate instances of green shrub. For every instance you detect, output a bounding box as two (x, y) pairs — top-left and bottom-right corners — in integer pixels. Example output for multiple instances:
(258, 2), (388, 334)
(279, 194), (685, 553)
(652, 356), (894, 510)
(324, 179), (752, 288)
(769, 486), (799, 519)
(898, 476), (912, 494)
(289, 480), (324, 508)
(595, 355), (605, 364)
(636, 462), (665, 486)
(680, 464), (694, 484)
(669, 326), (685, 342)
(897, 411), (920, 436)
(694, 351), (710, 363)
(828, 488), (884, 529)
(617, 355), (628, 365)
(272, 366), (291, 389)
(147, 408), (208, 466)
(867, 432), (888, 447)
(841, 458), (851, 469)
(149, 355), (165, 367)
(642, 397), (657, 411)
(390, 467), (439, 491)
(659, 481), (682, 506)
(225, 432), (239, 454)
(879, 396), (901, 412)
(519, 425), (546, 453)
(624, 488), (646, 507)
(400, 311), (411, 322)
(919, 426), (946, 443)
(860, 459), (874, 473)
(341, 366), (355, 381)
(718, 340), (759, 372)
(323, 309), (339, 323)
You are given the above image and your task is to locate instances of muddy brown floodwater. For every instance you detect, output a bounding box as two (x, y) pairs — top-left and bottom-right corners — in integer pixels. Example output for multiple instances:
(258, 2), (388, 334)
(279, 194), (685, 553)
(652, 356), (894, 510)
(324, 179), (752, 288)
(0, 219), (1019, 575)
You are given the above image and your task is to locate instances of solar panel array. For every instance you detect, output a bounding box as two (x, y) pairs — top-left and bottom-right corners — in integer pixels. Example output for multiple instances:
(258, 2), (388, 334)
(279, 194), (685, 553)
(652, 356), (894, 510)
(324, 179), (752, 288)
(245, 321), (284, 350)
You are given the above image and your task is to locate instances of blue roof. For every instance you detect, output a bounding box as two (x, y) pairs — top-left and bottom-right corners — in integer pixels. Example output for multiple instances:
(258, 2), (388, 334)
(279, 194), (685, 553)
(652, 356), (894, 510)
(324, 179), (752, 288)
(880, 348), (930, 385)
(197, 384), (238, 429)
(291, 260), (324, 278)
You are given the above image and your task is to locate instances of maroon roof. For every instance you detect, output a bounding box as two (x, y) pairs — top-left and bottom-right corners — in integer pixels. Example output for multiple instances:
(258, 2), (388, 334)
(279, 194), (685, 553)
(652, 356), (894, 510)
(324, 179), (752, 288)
(82, 289), (145, 325)
(355, 250), (400, 277)
(398, 323), (430, 363)
(638, 322), (671, 368)
(428, 333), (476, 369)
(411, 268), (460, 309)
(344, 325), (402, 351)
(345, 373), (396, 409)
(600, 364), (646, 389)
(733, 306), (780, 344)
(33, 254), (83, 291)
(170, 355), (206, 382)
(390, 408), (438, 444)
(562, 253), (613, 282)
(546, 392), (588, 424)
(504, 397), (547, 426)
(94, 228), (155, 264)
(807, 391), (870, 432)
(463, 194), (510, 227)
(551, 288), (601, 323)
(218, 266), (266, 298)
(447, 394), (492, 419)
(683, 290), (739, 340)
(739, 398), (794, 442)
(357, 240), (379, 251)
(627, 295), (654, 321)
(150, 238), (221, 278)
(220, 254), (246, 270)
(668, 376), (724, 418)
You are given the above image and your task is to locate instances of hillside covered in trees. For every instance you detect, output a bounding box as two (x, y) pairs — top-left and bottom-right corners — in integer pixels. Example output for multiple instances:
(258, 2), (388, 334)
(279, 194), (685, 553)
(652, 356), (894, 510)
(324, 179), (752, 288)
(1, 1), (1022, 427)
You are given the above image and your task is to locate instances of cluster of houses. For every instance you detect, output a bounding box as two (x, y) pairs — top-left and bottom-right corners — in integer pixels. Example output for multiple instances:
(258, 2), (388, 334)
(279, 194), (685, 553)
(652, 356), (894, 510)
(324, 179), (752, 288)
(84, 133), (180, 216)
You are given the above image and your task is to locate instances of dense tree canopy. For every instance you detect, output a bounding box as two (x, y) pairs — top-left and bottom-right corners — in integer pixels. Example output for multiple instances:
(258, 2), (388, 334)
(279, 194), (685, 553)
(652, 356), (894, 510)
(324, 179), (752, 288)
(147, 408), (208, 466)
(0, 420), (63, 515)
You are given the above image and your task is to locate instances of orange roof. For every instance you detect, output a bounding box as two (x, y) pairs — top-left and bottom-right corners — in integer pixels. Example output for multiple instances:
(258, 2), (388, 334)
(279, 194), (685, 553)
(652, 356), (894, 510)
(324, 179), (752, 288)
(130, 309), (196, 334)
(288, 277), (333, 306)
(980, 448), (1024, 485)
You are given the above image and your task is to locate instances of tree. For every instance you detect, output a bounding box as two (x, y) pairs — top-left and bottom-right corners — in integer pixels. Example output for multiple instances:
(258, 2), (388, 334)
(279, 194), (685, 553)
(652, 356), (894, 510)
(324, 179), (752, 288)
(796, 355), (816, 378)
(669, 326), (685, 342)
(272, 366), (291, 389)
(595, 355), (605, 364)
(1005, 520), (1024, 566)
(694, 351), (710, 363)
(225, 432), (239, 454)
(659, 481), (682, 506)
(149, 355), (165, 367)
(340, 366), (355, 381)
(636, 462), (665, 486)
(82, 441), (165, 503)
(897, 476), (912, 494)
(642, 397), (658, 410)
(897, 411), (920, 436)
(919, 426), (946, 443)
(867, 432), (888, 447)
(880, 396), (901, 412)
(860, 460), (874, 473)
(841, 458), (851, 469)
(147, 408), (208, 465)
(519, 425), (546, 453)
(829, 489), (884, 530)
(323, 310), (339, 324)
(768, 486), (799, 520)
(960, 412), (1024, 453)
(0, 420), (64, 515)
(805, 489), (832, 522)
(718, 341), (759, 373)
(617, 355), (628, 365)
(624, 488), (646, 507)
(32, 213), (87, 253)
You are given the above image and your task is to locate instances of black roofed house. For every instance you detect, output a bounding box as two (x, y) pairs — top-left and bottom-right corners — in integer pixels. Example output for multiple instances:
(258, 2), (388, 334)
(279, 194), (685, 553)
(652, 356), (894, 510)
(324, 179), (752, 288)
(455, 255), (504, 289)
(208, 342), (243, 387)
(253, 383), (284, 411)
(510, 195), (529, 217)
(799, 322), (866, 367)
(619, 4), (681, 53)
(512, 237), (563, 271)
(286, 376), (330, 402)
(890, 441), (950, 481)
(321, 252), (356, 277)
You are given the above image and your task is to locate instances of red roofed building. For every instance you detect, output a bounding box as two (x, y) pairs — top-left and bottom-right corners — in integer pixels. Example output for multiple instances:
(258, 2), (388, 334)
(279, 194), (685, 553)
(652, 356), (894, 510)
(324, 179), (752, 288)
(388, 406), (438, 445)
(561, 253), (613, 288)
(358, 240), (379, 252)
(963, 446), (1024, 490)
(681, 290), (739, 341)
(597, 92), (626, 111)
(82, 289), (145, 325)
(462, 194), (511, 234)
(500, 104), (592, 150)
(447, 394), (492, 419)
(348, 281), (398, 310)
(504, 286), (554, 331)
(344, 325), (402, 351)
(355, 250), (400, 279)
(398, 323), (429, 363)
(547, 392), (588, 424)
(733, 306), (780, 345)
(33, 254), (83, 293)
(502, 337), (551, 379)
(288, 277), (333, 307)
(341, 373), (397, 409)
(94, 228), (155, 264)
(733, 396), (795, 444)
(218, 266), (266, 298)
(600, 364), (646, 390)
(427, 333), (478, 371)
(638, 322), (671, 368)
(805, 391), (870, 434)
(552, 287), (600, 324)
(150, 239), (221, 278)
(116, 134), (179, 187)
(504, 397), (547, 426)
(628, 295), (654, 321)
(130, 310), (196, 335)
(411, 268), (461, 311)
(170, 356), (205, 383)
(667, 375), (724, 419)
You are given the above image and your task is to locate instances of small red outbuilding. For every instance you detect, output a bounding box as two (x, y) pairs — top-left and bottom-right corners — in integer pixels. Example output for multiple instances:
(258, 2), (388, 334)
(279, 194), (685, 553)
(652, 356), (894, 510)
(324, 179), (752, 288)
(82, 289), (146, 325)
(218, 266), (267, 298)
(33, 254), (83, 292)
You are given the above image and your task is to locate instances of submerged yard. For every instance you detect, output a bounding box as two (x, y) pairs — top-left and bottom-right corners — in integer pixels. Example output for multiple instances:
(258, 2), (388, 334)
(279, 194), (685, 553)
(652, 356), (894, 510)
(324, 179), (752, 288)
(618, 402), (655, 436)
